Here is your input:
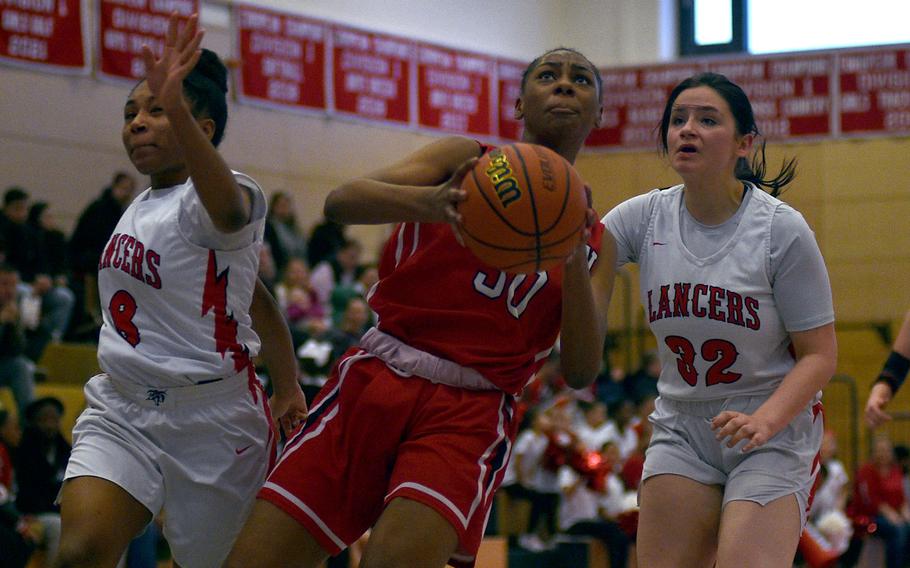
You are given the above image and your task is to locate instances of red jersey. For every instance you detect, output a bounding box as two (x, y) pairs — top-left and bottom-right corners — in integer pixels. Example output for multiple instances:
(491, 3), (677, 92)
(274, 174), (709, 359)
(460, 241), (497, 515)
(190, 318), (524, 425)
(370, 200), (604, 396)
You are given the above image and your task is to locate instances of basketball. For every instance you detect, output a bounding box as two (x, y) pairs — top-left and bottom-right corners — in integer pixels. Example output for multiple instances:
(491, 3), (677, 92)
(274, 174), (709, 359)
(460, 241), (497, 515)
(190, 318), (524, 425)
(457, 143), (588, 274)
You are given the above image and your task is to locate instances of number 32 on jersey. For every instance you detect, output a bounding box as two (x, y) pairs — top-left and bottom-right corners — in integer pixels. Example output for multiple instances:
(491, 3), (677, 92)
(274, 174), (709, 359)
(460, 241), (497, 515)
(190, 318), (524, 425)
(665, 335), (742, 387)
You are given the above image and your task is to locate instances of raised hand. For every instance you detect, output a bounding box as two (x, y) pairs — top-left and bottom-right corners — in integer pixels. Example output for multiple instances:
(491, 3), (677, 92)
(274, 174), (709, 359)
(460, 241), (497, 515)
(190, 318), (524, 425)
(141, 12), (204, 112)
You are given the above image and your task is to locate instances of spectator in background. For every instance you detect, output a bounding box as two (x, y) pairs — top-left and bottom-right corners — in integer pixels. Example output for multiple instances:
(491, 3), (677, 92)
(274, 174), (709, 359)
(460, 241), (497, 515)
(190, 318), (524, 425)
(896, 444), (910, 503)
(624, 350), (660, 405)
(596, 365), (627, 409)
(306, 216), (347, 269)
(0, 188), (32, 271)
(0, 408), (37, 568)
(257, 242), (279, 292)
(24, 202), (70, 361)
(608, 398), (639, 461)
(0, 263), (35, 420)
(327, 296), (370, 355)
(295, 297), (370, 404)
(558, 438), (631, 568)
(802, 430), (852, 560)
(310, 238), (364, 316)
(512, 407), (561, 552)
(265, 192), (308, 275)
(329, 265), (377, 327)
(27, 203), (68, 287)
(16, 396), (69, 562)
(854, 433), (910, 568)
(67, 172), (136, 340)
(0, 188), (75, 354)
(274, 257), (325, 341)
(620, 419), (651, 493)
(575, 400), (618, 453)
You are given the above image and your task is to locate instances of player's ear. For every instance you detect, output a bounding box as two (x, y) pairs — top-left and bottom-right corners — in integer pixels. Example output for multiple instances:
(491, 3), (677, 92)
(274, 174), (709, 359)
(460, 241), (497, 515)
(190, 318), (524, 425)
(514, 96), (524, 121)
(197, 117), (216, 142)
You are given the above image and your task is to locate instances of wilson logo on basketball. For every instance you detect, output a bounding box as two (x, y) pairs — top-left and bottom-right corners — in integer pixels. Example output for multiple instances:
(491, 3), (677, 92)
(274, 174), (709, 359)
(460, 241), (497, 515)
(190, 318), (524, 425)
(458, 142), (588, 274)
(484, 150), (522, 208)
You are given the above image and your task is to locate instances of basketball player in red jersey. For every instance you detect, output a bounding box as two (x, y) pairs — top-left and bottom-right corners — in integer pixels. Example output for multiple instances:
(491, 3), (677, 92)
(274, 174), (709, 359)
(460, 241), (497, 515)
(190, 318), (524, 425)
(225, 48), (617, 568)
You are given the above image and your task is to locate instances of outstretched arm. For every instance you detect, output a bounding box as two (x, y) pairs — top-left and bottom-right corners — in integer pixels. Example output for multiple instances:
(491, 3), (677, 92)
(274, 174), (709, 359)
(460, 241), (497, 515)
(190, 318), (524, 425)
(250, 278), (307, 435)
(142, 13), (251, 233)
(323, 136), (481, 225)
(866, 310), (910, 428)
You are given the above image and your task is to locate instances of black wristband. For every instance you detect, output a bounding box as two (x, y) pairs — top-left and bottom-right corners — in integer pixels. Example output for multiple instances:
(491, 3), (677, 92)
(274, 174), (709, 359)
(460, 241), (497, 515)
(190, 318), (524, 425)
(876, 351), (910, 394)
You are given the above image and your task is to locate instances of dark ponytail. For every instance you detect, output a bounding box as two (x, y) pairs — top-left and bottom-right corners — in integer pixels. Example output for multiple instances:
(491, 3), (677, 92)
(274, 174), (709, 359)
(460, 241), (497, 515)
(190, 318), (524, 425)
(736, 140), (797, 197)
(183, 48), (229, 147)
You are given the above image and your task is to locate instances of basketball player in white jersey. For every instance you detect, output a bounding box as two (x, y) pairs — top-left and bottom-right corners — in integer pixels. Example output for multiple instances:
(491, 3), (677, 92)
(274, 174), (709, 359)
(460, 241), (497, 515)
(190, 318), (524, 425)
(53, 14), (307, 568)
(602, 72), (836, 568)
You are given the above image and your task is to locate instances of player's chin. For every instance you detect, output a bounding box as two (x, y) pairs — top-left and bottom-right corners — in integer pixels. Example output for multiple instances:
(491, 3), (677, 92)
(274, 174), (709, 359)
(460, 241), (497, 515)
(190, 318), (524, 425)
(128, 156), (158, 175)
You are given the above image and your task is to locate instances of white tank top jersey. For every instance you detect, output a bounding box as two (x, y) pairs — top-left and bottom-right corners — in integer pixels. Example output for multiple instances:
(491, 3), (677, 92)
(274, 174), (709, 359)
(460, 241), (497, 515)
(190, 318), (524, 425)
(604, 184), (834, 401)
(96, 172), (266, 389)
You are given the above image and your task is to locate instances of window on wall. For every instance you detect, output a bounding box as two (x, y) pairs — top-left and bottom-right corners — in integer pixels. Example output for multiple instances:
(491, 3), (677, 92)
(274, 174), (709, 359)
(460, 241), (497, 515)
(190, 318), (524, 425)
(679, 0), (746, 56)
(748, 0), (910, 54)
(680, 0), (910, 57)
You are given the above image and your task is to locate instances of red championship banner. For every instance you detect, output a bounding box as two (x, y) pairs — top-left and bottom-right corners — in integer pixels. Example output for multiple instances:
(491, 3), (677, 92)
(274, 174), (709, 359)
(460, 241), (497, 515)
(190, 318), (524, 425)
(586, 62), (702, 149)
(417, 43), (493, 136)
(839, 47), (910, 135)
(496, 58), (524, 140)
(331, 25), (412, 125)
(0, 0), (87, 74)
(235, 3), (326, 112)
(707, 54), (833, 139)
(97, 0), (198, 81)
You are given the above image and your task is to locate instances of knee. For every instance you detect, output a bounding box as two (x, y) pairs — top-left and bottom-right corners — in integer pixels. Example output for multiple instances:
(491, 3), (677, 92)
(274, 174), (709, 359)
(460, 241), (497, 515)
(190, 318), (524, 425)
(53, 535), (119, 568)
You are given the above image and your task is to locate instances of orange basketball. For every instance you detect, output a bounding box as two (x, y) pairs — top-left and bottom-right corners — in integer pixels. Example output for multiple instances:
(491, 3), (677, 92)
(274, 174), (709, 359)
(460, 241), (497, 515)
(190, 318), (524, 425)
(457, 143), (588, 274)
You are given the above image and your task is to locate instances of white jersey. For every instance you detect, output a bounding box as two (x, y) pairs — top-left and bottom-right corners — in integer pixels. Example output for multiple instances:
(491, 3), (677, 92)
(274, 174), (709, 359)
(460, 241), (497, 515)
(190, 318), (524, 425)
(605, 184), (833, 401)
(97, 172), (266, 388)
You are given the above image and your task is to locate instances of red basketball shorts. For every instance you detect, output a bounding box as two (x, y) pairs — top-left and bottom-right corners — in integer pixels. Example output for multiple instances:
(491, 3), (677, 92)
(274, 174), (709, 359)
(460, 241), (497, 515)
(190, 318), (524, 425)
(259, 349), (517, 568)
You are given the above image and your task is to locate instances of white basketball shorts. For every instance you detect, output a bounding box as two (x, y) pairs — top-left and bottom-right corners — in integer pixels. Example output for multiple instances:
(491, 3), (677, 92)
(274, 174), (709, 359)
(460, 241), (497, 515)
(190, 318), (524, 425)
(64, 373), (274, 568)
(643, 394), (823, 530)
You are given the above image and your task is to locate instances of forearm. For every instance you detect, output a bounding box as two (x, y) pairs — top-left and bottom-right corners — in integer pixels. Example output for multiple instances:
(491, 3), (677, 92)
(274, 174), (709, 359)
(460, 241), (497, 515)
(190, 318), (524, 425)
(250, 280), (299, 396)
(559, 249), (604, 388)
(753, 352), (834, 435)
(875, 310), (910, 394)
(324, 180), (436, 225)
(167, 102), (248, 232)
(893, 311), (910, 357)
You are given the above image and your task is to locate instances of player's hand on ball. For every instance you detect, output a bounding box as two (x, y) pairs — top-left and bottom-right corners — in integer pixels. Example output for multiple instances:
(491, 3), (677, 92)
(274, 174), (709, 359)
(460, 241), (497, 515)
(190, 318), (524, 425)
(711, 410), (773, 452)
(866, 382), (894, 428)
(565, 185), (596, 266)
(436, 157), (475, 244)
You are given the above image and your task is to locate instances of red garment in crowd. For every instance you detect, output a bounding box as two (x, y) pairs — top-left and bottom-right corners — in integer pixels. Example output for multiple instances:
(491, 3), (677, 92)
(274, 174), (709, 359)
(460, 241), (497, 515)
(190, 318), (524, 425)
(622, 451), (645, 491)
(0, 442), (12, 492)
(853, 462), (906, 518)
